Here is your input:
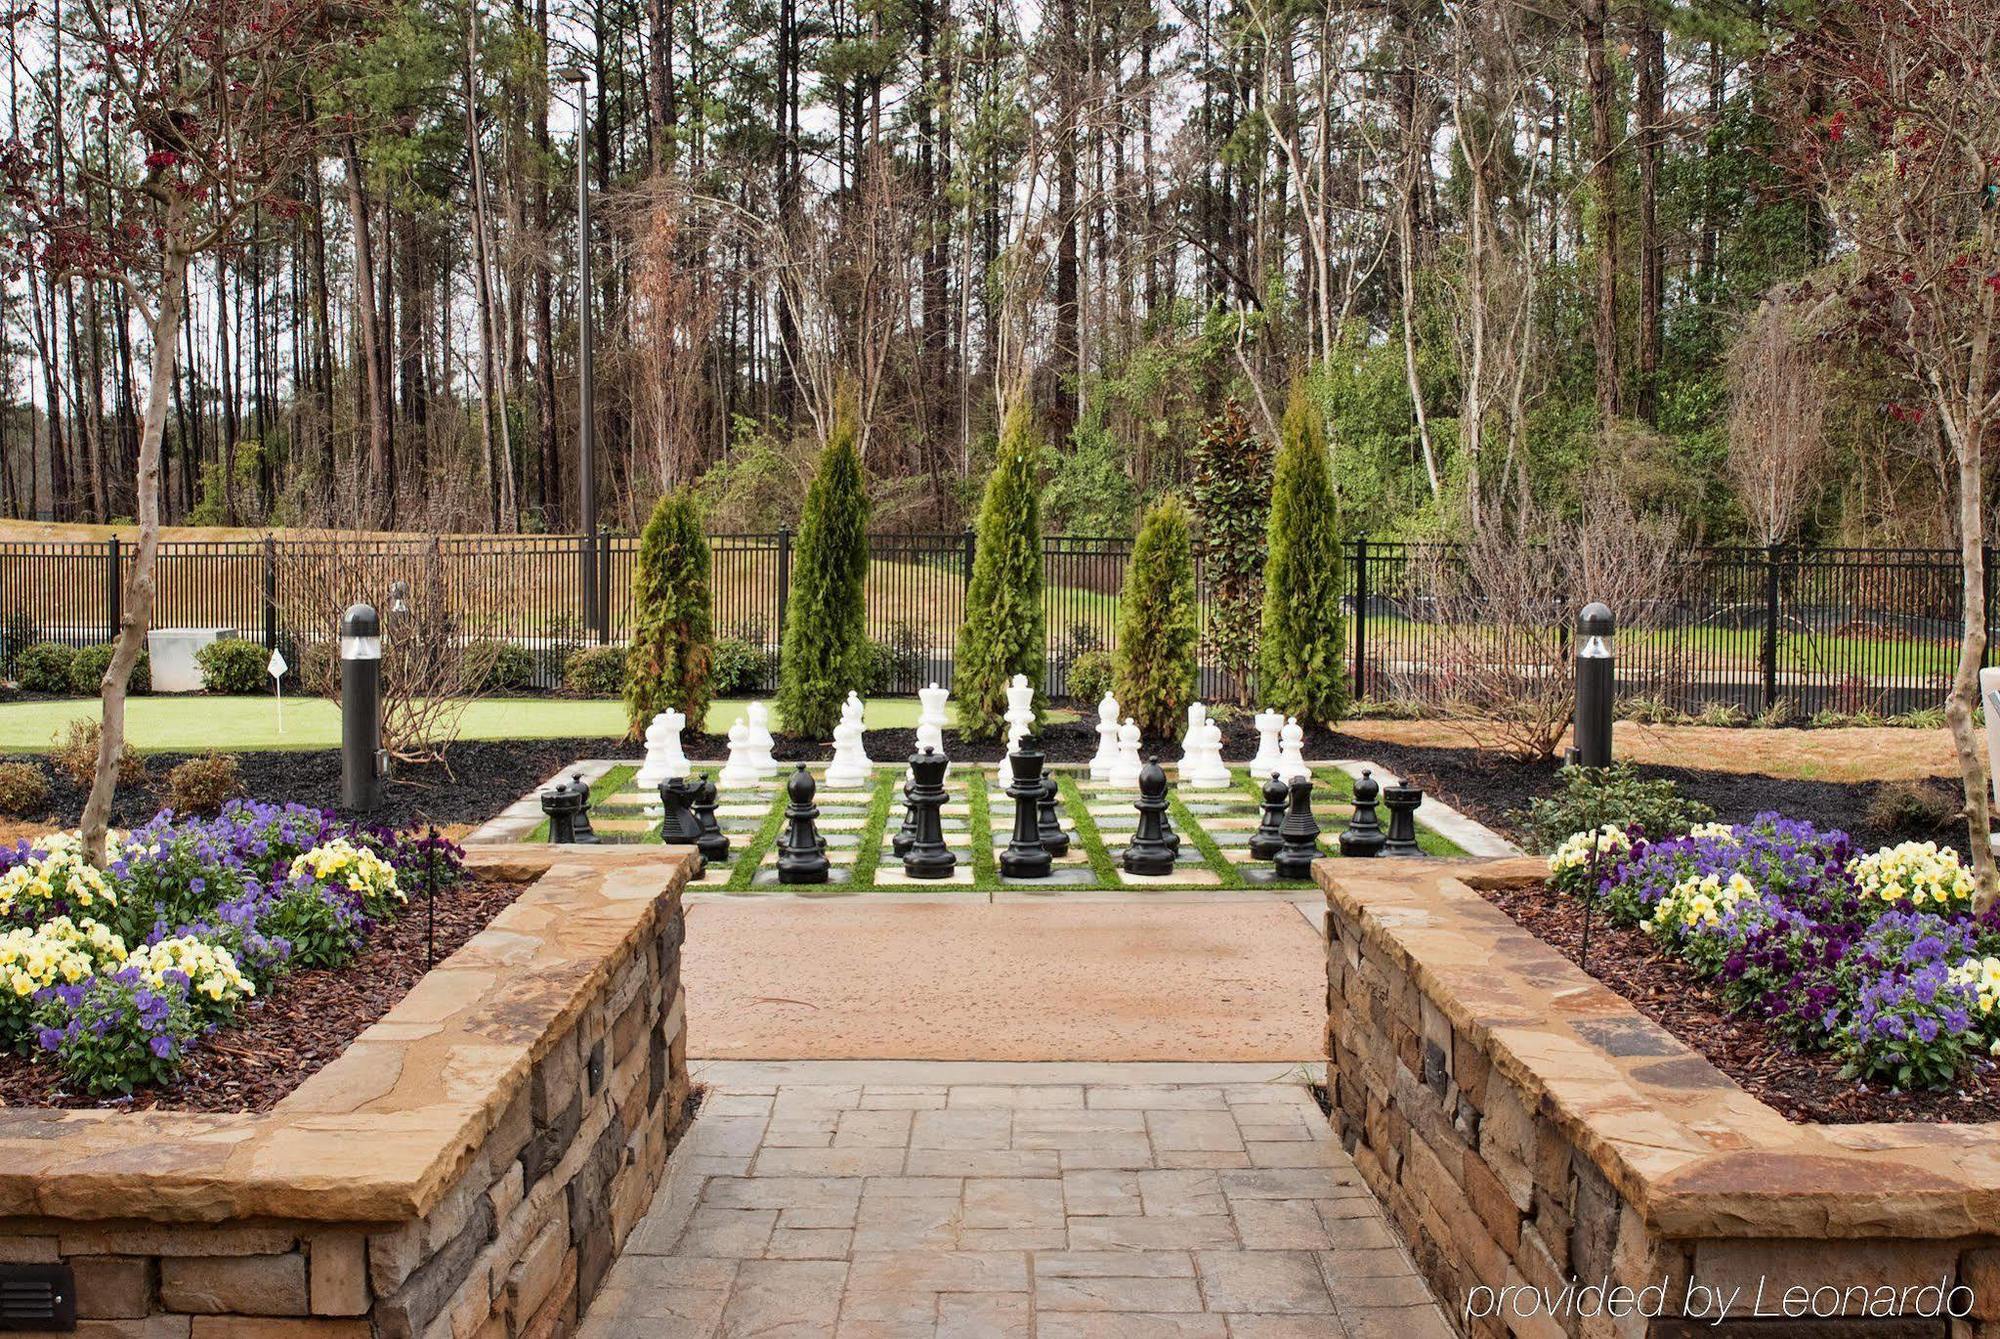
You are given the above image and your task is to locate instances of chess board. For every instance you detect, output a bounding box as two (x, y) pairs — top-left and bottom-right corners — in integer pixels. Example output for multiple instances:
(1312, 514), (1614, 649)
(530, 761), (1466, 892)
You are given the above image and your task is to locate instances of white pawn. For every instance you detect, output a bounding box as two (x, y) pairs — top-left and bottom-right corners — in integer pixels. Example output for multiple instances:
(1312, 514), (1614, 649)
(1088, 692), (1121, 782)
(1278, 716), (1308, 779)
(1178, 702), (1208, 778)
(1250, 708), (1284, 776)
(1188, 719), (1232, 789)
(916, 682), (949, 756)
(826, 695), (872, 789)
(746, 701), (778, 778)
(1109, 718), (1143, 789)
(718, 717), (761, 789)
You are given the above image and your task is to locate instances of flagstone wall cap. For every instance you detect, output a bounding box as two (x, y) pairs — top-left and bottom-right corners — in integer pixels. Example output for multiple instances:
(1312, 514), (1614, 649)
(0, 845), (691, 1226)
(1317, 855), (2000, 1240)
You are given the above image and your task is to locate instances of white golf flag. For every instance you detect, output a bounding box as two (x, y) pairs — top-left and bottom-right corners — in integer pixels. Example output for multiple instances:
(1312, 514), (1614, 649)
(269, 647), (288, 734)
(268, 648), (288, 679)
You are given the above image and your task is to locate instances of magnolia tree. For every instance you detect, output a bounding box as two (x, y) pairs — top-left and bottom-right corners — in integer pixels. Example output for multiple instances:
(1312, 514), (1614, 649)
(0, 0), (359, 861)
(1773, 0), (2000, 904)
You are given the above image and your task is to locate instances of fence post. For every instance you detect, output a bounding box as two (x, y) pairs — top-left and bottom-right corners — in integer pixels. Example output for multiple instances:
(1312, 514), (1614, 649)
(263, 536), (279, 650)
(106, 537), (121, 641)
(1351, 534), (1369, 701)
(597, 527), (613, 644)
(775, 528), (793, 670)
(1762, 544), (1781, 713)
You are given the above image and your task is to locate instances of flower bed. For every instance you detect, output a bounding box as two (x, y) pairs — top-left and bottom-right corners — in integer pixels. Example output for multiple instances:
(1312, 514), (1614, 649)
(0, 801), (469, 1100)
(1546, 816), (2000, 1108)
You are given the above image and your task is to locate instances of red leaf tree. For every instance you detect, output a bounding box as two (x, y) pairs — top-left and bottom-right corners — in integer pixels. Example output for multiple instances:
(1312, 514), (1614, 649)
(1771, 0), (2000, 903)
(0, 0), (368, 860)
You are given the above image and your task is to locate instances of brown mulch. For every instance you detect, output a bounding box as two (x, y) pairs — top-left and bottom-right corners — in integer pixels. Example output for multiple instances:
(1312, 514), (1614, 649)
(1476, 881), (2000, 1125)
(0, 877), (524, 1113)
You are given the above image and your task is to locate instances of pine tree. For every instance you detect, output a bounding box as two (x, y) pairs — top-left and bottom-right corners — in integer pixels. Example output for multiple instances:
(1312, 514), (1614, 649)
(1112, 494), (1198, 737)
(775, 398), (872, 738)
(954, 402), (1047, 740)
(624, 488), (715, 738)
(1257, 384), (1349, 724)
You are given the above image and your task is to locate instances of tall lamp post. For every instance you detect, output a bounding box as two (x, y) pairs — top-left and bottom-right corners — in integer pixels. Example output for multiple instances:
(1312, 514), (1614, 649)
(558, 65), (598, 638)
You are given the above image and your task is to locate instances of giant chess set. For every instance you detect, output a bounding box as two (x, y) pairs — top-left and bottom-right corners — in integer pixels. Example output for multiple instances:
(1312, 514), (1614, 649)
(536, 679), (1437, 889)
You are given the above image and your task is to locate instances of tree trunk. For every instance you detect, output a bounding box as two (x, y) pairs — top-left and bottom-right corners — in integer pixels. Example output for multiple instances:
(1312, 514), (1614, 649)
(1635, 15), (1664, 425)
(344, 136), (392, 522)
(1584, 0), (1619, 422)
(82, 234), (187, 865)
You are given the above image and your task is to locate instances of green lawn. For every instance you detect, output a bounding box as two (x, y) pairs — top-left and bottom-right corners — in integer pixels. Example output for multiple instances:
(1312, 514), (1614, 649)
(0, 695), (1075, 753)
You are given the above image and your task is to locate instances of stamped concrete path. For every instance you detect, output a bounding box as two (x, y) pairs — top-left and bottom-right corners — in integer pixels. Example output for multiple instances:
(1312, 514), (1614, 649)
(579, 1062), (1455, 1337)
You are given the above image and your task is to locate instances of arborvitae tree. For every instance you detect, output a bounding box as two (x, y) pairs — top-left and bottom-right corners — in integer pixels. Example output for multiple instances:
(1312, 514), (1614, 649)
(1112, 494), (1198, 737)
(624, 488), (714, 738)
(954, 402), (1046, 740)
(1189, 400), (1272, 706)
(1257, 384), (1349, 724)
(775, 399), (872, 738)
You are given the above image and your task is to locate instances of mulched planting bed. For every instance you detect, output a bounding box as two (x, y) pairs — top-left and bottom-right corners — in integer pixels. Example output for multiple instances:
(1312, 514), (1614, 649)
(0, 875), (524, 1113)
(1477, 878), (2000, 1124)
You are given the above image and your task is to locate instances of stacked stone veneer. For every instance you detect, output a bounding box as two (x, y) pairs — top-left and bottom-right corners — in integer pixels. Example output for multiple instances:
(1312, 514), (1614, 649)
(1321, 856), (2000, 1339)
(0, 845), (693, 1339)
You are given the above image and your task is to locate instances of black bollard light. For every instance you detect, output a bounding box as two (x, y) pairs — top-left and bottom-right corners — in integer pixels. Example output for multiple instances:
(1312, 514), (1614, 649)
(340, 603), (385, 812)
(1572, 601), (1615, 769)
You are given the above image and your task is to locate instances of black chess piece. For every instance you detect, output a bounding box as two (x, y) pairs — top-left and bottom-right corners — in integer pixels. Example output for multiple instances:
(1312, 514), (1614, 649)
(1382, 783), (1424, 856)
(540, 779), (595, 844)
(1037, 772), (1070, 856)
(658, 777), (704, 846)
(893, 771), (918, 857)
(1249, 772), (1286, 860)
(569, 773), (598, 842)
(692, 773), (731, 863)
(1339, 769), (1387, 857)
(999, 735), (1053, 878)
(777, 765), (831, 883)
(1273, 774), (1322, 879)
(1122, 757), (1176, 875)
(902, 748), (957, 879)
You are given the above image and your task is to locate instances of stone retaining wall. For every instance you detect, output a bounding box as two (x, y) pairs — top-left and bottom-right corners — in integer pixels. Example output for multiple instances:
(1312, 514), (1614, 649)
(0, 845), (693, 1338)
(1320, 856), (2000, 1339)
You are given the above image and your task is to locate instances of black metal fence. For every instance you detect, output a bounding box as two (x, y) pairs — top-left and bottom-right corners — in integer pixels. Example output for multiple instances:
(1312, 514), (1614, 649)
(0, 532), (1982, 715)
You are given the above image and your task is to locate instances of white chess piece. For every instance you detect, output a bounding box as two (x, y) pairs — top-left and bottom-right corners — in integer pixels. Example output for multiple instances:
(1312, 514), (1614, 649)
(718, 717), (761, 788)
(826, 696), (873, 788)
(1088, 692), (1121, 782)
(1188, 719), (1231, 789)
(843, 692), (873, 767)
(998, 673), (1036, 784)
(916, 682), (949, 756)
(1178, 702), (1208, 779)
(1250, 707), (1284, 776)
(746, 701), (778, 778)
(634, 709), (690, 812)
(1109, 718), (1143, 789)
(1278, 716), (1308, 779)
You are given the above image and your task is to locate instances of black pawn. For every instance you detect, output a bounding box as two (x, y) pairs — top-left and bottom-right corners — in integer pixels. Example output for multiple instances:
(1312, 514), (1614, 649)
(1123, 757), (1176, 875)
(1273, 775), (1322, 879)
(902, 748), (956, 879)
(893, 771), (918, 857)
(777, 765), (831, 884)
(1249, 772), (1286, 860)
(1382, 783), (1424, 856)
(1037, 773), (1070, 857)
(1339, 769), (1387, 857)
(570, 773), (598, 841)
(658, 777), (704, 846)
(999, 736), (1053, 879)
(692, 774), (731, 863)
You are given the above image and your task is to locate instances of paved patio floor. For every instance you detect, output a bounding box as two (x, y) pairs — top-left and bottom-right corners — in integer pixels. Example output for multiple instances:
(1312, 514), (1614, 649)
(579, 1061), (1453, 1338)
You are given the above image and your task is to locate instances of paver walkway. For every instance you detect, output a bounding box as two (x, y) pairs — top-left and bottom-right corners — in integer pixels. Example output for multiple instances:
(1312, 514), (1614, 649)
(581, 1061), (1453, 1338)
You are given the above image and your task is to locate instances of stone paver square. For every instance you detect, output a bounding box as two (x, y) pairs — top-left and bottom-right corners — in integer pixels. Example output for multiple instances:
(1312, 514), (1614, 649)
(1195, 1250), (1335, 1313)
(716, 1258), (847, 1334)
(911, 1107), (1012, 1150)
(1147, 1109), (1247, 1152)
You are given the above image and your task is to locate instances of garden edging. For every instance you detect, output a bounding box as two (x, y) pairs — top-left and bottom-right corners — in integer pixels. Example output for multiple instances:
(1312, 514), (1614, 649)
(1319, 855), (2000, 1337)
(0, 843), (694, 1336)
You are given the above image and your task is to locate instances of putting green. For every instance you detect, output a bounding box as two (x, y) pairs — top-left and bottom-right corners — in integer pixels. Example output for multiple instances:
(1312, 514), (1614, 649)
(0, 695), (1071, 753)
